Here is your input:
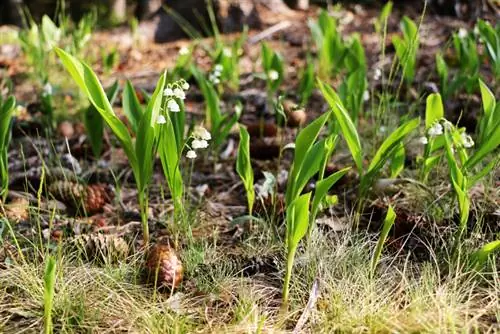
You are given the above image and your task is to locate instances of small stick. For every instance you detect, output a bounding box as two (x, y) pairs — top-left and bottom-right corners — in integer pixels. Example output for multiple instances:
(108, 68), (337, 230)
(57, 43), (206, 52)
(249, 21), (291, 44)
(293, 278), (320, 333)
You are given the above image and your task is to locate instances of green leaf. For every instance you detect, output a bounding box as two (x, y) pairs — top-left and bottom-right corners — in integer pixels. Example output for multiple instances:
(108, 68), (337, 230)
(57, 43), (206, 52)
(0, 96), (15, 150)
(158, 112), (183, 211)
(287, 192), (311, 248)
(191, 66), (222, 134)
(236, 125), (255, 214)
(371, 205), (396, 275)
(318, 80), (363, 172)
(43, 255), (56, 334)
(390, 142), (405, 178)
(136, 72), (166, 192)
(55, 48), (138, 180)
(465, 123), (500, 170)
(311, 167), (350, 219)
(425, 93), (444, 129)
(478, 79), (498, 144)
(292, 139), (328, 202)
(286, 111), (330, 205)
(123, 80), (144, 134)
(470, 240), (500, 270)
(365, 118), (420, 187)
(84, 81), (119, 158)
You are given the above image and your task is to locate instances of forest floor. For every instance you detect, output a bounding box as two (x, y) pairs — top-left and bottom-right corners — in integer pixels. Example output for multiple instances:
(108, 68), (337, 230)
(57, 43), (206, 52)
(0, 2), (499, 333)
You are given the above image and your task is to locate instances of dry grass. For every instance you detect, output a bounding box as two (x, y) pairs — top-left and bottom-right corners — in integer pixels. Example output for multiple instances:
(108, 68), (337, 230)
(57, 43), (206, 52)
(1, 228), (498, 333)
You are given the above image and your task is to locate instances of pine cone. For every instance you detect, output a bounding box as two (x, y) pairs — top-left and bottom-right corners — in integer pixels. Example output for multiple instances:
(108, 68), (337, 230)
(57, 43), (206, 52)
(146, 244), (183, 289)
(74, 234), (129, 262)
(84, 184), (113, 214)
(49, 181), (113, 214)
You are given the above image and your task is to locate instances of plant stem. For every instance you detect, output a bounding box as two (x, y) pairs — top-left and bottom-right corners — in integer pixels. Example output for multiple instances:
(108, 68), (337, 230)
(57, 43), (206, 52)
(139, 191), (149, 246)
(282, 245), (297, 307)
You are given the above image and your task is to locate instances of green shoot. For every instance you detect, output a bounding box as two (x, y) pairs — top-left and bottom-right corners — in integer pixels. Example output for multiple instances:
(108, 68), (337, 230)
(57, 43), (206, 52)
(298, 55), (315, 106)
(261, 42), (284, 99)
(476, 20), (500, 80)
(283, 192), (311, 306)
(236, 125), (255, 216)
(308, 9), (345, 78)
(0, 95), (16, 202)
(392, 16), (419, 84)
(370, 205), (396, 277)
(43, 256), (56, 334)
(319, 80), (419, 210)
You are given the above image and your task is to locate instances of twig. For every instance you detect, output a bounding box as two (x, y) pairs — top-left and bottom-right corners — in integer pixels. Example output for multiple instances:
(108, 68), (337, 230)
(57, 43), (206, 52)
(293, 278), (320, 333)
(249, 21), (291, 45)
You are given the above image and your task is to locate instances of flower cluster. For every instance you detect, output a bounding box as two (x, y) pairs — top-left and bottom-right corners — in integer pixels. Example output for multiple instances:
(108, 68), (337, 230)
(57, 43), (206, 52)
(178, 46), (189, 56)
(209, 64), (223, 85)
(161, 79), (189, 115)
(267, 69), (279, 81)
(421, 119), (474, 149)
(42, 82), (53, 97)
(186, 125), (211, 159)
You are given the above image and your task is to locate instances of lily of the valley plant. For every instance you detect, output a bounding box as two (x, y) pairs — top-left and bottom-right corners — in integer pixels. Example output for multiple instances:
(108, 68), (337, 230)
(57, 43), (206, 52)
(55, 48), (204, 244)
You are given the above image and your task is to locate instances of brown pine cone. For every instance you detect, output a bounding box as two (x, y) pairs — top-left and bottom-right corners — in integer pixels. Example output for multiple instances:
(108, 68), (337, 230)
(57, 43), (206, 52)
(84, 184), (113, 214)
(146, 244), (183, 289)
(49, 181), (113, 214)
(49, 180), (85, 204)
(74, 234), (129, 263)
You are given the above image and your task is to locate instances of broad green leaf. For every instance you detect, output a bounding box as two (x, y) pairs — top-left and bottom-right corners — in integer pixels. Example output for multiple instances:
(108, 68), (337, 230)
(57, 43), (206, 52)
(318, 80), (363, 172)
(136, 72), (166, 192)
(390, 142), (405, 178)
(0, 96), (15, 149)
(292, 139), (327, 202)
(286, 112), (330, 204)
(425, 93), (444, 129)
(158, 113), (183, 208)
(287, 192), (311, 247)
(84, 81), (119, 158)
(293, 112), (330, 177)
(55, 48), (138, 179)
(366, 118), (420, 182)
(311, 167), (350, 218)
(371, 205), (396, 275)
(478, 79), (498, 144)
(123, 80), (143, 134)
(191, 66), (222, 132)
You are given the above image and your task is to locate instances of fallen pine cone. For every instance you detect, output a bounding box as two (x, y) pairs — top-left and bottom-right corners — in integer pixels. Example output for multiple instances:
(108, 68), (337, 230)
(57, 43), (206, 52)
(146, 244), (183, 289)
(74, 234), (129, 263)
(49, 181), (113, 214)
